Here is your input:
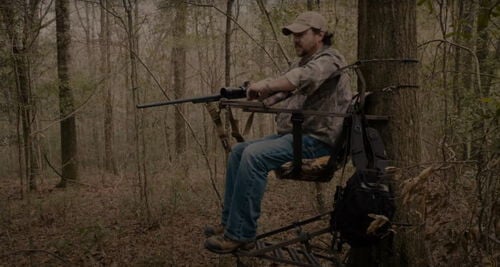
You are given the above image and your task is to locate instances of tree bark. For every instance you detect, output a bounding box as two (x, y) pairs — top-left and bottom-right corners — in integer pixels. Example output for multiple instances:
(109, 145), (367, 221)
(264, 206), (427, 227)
(357, 0), (421, 266)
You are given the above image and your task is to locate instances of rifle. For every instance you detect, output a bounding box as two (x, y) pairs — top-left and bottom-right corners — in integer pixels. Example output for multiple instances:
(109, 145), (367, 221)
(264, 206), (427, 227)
(136, 84), (248, 109)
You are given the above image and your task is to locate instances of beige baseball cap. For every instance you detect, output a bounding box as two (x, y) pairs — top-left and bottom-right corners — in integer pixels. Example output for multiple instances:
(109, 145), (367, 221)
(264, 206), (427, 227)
(282, 11), (328, 35)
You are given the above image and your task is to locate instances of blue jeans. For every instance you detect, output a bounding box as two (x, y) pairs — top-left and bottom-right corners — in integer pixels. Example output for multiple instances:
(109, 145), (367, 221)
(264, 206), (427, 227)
(221, 133), (332, 242)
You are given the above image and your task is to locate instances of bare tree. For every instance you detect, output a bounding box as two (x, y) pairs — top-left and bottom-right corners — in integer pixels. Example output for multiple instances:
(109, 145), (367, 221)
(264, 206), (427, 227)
(472, 0), (498, 162)
(172, 2), (187, 156)
(450, 0), (478, 160)
(123, 0), (150, 221)
(0, 0), (47, 192)
(100, 0), (117, 175)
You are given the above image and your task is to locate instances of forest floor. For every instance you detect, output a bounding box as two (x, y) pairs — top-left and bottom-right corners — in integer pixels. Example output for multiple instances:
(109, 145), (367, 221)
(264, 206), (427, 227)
(0, 167), (344, 266)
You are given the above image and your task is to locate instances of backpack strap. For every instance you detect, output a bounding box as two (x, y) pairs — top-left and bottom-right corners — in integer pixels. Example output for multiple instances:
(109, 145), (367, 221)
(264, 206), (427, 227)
(350, 114), (369, 171)
(365, 127), (389, 172)
(350, 113), (389, 174)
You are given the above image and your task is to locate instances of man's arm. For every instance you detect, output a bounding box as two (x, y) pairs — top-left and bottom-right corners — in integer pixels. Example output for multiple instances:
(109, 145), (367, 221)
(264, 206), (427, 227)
(283, 54), (340, 96)
(247, 77), (295, 101)
(248, 51), (341, 101)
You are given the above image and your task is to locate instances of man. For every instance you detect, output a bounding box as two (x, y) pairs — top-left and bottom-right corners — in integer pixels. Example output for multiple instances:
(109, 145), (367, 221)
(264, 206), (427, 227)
(204, 11), (352, 254)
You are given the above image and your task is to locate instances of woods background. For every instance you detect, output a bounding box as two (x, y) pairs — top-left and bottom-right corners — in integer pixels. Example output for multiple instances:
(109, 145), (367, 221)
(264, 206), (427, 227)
(0, 0), (498, 266)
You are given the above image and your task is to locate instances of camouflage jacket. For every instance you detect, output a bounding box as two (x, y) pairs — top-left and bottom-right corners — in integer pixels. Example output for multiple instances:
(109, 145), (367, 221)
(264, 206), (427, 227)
(275, 46), (352, 147)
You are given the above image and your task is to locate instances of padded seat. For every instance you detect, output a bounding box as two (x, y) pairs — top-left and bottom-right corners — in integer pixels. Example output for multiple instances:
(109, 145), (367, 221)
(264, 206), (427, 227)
(275, 156), (336, 182)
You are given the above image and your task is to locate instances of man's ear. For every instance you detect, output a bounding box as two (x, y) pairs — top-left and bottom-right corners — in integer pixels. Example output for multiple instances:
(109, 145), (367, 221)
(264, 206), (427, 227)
(316, 31), (325, 41)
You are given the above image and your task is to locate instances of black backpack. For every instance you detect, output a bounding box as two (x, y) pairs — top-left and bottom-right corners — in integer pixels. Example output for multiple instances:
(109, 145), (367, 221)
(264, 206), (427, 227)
(331, 171), (395, 247)
(330, 114), (395, 248)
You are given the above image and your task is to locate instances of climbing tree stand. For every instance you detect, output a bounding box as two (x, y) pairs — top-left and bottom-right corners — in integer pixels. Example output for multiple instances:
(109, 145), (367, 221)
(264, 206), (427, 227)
(219, 100), (387, 267)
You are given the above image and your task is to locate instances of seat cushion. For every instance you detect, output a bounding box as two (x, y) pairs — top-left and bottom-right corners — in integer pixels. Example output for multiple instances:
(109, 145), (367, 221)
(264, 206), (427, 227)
(275, 156), (334, 182)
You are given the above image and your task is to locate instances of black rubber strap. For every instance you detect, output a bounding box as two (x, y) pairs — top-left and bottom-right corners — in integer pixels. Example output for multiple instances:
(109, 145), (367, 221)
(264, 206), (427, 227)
(365, 127), (389, 172)
(291, 113), (304, 177)
(325, 118), (350, 177)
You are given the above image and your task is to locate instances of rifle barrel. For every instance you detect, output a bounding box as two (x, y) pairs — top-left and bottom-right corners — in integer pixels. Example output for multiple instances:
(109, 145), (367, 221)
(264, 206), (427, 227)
(136, 94), (221, 109)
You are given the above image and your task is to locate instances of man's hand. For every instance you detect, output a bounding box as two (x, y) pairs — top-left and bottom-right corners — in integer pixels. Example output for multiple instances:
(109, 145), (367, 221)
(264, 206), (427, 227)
(247, 80), (272, 101)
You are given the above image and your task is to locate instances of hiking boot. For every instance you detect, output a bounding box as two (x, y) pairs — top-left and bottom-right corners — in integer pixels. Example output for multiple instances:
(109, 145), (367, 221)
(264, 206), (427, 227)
(204, 235), (255, 254)
(203, 224), (225, 237)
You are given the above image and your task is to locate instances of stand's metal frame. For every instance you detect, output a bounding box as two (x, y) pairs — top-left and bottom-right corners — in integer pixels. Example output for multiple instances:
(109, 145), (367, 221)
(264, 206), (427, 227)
(235, 212), (340, 267)
(219, 100), (350, 267)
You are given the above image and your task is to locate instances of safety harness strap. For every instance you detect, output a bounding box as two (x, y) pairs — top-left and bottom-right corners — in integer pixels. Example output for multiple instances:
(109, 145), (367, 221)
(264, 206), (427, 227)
(227, 107), (245, 143)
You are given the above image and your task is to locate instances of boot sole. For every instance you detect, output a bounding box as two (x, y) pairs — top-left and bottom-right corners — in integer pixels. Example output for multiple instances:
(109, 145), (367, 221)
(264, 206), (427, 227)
(204, 242), (255, 254)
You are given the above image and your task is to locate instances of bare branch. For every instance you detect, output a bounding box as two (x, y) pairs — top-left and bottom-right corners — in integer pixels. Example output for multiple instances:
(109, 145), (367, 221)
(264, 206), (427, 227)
(43, 152), (62, 178)
(30, 66), (122, 136)
(182, 1), (282, 72)
(418, 39), (483, 107)
(255, 0), (290, 65)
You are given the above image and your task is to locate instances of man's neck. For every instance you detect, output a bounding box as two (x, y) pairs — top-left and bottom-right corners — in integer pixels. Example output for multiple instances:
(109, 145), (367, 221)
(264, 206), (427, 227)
(305, 43), (324, 58)
(299, 43), (325, 65)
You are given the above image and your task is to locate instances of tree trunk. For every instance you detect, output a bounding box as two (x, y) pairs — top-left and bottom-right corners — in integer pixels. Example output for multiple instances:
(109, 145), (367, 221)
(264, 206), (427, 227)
(224, 0), (234, 86)
(358, 0), (421, 266)
(16, 44), (37, 191)
(55, 0), (78, 187)
(451, 0), (478, 160)
(471, 0), (495, 162)
(194, 9), (209, 154)
(123, 0), (150, 222)
(100, 0), (117, 175)
(474, 0), (498, 254)
(172, 3), (187, 156)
